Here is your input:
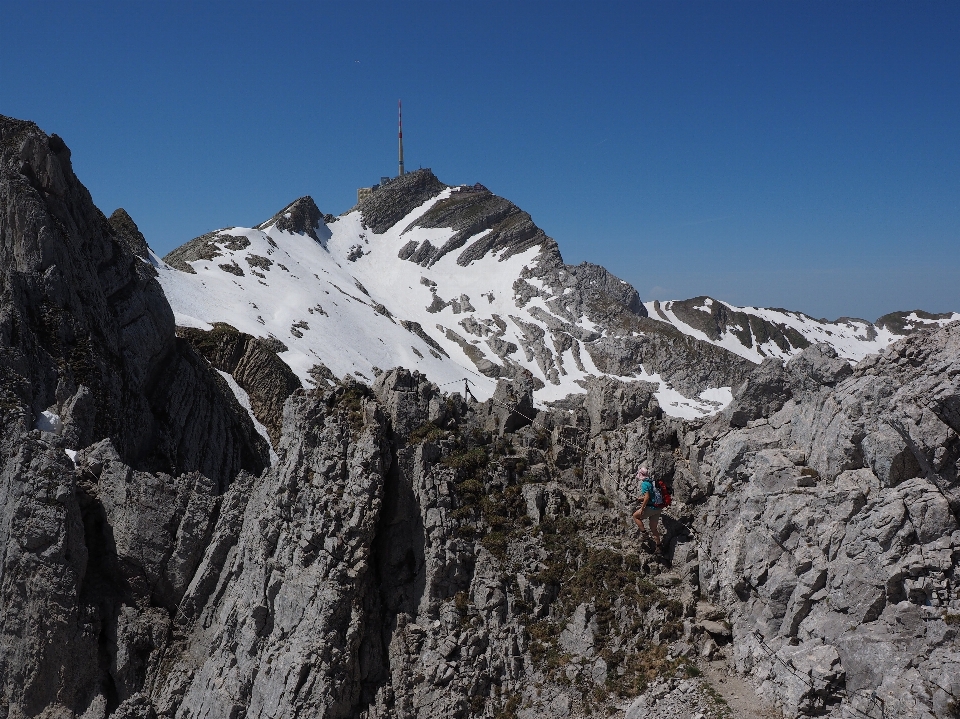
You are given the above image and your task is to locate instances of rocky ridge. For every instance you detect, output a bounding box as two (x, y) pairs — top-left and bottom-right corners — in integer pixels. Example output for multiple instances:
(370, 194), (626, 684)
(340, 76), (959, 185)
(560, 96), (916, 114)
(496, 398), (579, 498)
(645, 297), (959, 366)
(156, 168), (953, 423)
(1, 115), (959, 719)
(682, 330), (960, 718)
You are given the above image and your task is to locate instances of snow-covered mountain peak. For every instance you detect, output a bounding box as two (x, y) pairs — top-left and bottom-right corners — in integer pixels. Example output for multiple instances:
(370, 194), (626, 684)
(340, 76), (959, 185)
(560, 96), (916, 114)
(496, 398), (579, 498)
(155, 174), (956, 422)
(157, 178), (751, 419)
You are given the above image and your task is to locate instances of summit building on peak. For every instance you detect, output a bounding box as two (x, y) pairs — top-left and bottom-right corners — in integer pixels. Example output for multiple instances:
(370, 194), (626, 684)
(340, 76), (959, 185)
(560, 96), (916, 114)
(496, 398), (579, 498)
(358, 100), (407, 203)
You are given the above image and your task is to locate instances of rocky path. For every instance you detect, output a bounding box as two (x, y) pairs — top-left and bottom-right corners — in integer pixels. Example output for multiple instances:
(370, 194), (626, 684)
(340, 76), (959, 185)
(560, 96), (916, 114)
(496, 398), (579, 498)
(700, 659), (783, 719)
(622, 659), (782, 719)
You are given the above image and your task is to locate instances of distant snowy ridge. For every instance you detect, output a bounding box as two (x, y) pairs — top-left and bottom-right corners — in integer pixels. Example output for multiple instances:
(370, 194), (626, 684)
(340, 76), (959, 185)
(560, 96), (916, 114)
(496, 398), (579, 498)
(155, 169), (956, 421)
(645, 297), (960, 364)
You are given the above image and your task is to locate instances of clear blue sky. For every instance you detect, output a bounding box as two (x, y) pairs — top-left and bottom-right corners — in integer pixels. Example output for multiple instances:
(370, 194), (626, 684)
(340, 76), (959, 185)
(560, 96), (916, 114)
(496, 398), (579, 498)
(3, 1), (958, 321)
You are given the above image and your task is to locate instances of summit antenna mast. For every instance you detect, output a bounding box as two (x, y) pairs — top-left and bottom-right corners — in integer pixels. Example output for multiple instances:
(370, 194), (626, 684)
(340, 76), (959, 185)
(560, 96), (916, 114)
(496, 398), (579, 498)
(398, 100), (405, 176)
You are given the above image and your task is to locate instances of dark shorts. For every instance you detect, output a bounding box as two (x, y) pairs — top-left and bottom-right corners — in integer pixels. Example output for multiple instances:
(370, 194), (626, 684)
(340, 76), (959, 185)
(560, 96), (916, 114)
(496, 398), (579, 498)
(638, 507), (662, 520)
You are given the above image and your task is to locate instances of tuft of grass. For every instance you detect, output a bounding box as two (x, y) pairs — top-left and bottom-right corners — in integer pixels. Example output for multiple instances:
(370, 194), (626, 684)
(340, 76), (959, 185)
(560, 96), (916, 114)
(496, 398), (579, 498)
(458, 478), (485, 497)
(493, 693), (521, 719)
(327, 383), (373, 433)
(442, 446), (489, 473)
(468, 694), (485, 713)
(409, 421), (446, 445)
(441, 441), (532, 565)
(481, 530), (509, 561)
(523, 517), (686, 698)
(703, 683), (733, 718)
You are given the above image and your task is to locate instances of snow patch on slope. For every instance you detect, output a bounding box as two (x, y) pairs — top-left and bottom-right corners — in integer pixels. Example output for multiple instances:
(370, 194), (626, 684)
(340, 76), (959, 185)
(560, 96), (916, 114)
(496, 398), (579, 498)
(216, 370), (278, 464)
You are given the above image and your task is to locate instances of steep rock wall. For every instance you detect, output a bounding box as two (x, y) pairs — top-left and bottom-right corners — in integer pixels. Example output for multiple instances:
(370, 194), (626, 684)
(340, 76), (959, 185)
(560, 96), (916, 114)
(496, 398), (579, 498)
(0, 115), (269, 718)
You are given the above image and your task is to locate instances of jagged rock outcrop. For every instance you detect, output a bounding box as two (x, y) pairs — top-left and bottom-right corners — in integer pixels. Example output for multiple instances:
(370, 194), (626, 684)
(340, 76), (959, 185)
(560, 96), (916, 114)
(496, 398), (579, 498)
(177, 323), (302, 446)
(685, 323), (960, 718)
(404, 185), (550, 267)
(581, 375), (660, 437)
(722, 343), (853, 427)
(511, 250), (753, 397)
(588, 324), (755, 398)
(162, 230), (249, 274)
(0, 114), (268, 717)
(256, 195), (330, 242)
(151, 385), (390, 717)
(358, 169), (447, 234)
(0, 114), (269, 479)
(723, 357), (793, 427)
(108, 208), (152, 262)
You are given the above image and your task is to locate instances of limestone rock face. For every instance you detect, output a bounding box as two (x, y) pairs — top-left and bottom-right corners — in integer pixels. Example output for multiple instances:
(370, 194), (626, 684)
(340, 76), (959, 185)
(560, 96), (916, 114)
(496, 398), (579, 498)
(689, 323), (960, 717)
(406, 184), (551, 267)
(723, 344), (855, 429)
(358, 169), (447, 235)
(108, 208), (153, 262)
(0, 114), (268, 716)
(153, 388), (390, 718)
(257, 195), (326, 242)
(0, 114), (270, 480)
(582, 375), (660, 436)
(786, 342), (853, 393)
(724, 357), (792, 427)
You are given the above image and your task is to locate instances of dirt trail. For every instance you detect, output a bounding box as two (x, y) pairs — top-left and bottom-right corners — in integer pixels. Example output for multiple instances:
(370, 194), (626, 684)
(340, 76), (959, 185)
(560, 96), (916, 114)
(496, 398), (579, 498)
(700, 659), (783, 719)
(618, 657), (783, 719)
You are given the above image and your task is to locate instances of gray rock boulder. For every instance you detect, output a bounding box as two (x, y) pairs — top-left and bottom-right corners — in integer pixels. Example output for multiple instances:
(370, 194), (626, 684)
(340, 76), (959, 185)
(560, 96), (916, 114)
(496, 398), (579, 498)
(724, 357), (792, 427)
(786, 342), (853, 393)
(484, 379), (536, 435)
(582, 375), (659, 436)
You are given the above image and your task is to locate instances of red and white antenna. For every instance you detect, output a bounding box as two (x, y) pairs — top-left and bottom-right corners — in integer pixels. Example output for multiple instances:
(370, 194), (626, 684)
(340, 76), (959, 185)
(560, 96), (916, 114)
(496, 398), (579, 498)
(398, 99), (405, 176)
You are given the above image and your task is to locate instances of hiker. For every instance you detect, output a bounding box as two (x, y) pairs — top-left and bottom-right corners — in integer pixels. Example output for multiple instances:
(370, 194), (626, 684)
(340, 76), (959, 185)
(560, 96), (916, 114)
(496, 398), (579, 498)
(632, 467), (663, 553)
